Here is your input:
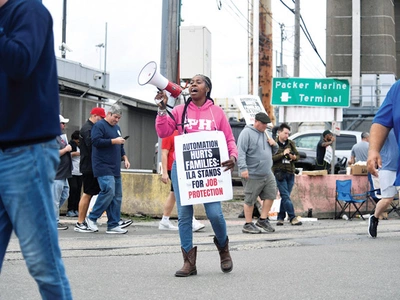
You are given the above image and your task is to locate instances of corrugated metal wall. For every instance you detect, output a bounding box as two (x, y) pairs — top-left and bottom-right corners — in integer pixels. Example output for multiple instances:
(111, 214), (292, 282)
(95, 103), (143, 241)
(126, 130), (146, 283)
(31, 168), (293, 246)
(326, 0), (397, 77)
(395, 0), (400, 75)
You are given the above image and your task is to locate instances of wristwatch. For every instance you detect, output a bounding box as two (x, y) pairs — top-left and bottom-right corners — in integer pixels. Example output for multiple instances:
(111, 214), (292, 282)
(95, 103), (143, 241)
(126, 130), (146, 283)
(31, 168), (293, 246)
(157, 108), (167, 117)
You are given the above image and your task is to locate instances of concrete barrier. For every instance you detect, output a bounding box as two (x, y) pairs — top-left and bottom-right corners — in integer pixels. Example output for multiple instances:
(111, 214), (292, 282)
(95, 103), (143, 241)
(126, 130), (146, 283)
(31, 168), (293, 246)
(120, 172), (207, 218)
(120, 173), (370, 219)
(62, 173), (370, 220)
(291, 174), (370, 218)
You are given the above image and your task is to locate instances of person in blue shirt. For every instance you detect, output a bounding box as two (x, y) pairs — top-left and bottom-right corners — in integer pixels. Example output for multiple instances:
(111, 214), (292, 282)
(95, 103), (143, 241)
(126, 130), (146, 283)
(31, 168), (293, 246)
(368, 80), (400, 237)
(368, 130), (399, 238)
(368, 80), (400, 186)
(85, 104), (131, 234)
(0, 0), (71, 298)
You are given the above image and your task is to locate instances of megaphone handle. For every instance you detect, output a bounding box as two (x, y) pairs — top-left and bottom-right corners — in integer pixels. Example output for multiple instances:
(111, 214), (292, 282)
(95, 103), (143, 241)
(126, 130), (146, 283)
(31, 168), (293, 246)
(155, 90), (167, 110)
(157, 100), (166, 110)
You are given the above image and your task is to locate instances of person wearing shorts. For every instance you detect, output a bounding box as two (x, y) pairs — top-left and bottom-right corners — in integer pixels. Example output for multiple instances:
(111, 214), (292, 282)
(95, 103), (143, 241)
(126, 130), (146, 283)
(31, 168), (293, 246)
(368, 129), (398, 238)
(74, 108), (105, 233)
(158, 130), (179, 231)
(158, 130), (205, 231)
(237, 112), (278, 234)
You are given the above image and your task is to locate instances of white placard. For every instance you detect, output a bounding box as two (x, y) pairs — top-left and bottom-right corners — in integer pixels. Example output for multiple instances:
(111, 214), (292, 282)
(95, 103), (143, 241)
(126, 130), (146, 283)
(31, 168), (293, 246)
(331, 121), (341, 136)
(324, 145), (333, 164)
(233, 95), (266, 125)
(174, 131), (233, 206)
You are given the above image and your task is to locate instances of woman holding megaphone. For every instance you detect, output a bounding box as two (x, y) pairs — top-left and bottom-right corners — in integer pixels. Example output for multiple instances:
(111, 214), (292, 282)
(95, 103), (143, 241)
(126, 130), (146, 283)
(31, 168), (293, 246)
(155, 74), (238, 277)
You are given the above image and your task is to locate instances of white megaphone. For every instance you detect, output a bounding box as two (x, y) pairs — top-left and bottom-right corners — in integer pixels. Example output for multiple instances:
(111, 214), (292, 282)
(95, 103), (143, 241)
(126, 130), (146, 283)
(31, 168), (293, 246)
(138, 61), (182, 98)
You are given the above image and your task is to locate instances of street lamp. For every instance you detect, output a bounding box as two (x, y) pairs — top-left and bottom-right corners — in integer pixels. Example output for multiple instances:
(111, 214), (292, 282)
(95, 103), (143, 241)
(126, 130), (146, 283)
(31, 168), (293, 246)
(237, 76), (243, 95)
(95, 21), (107, 90)
(95, 43), (104, 70)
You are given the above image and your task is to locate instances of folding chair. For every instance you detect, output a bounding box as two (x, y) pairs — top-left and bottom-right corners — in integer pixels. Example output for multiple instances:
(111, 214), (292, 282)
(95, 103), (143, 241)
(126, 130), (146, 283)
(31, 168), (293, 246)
(387, 198), (400, 217)
(335, 179), (367, 220)
(367, 173), (400, 218)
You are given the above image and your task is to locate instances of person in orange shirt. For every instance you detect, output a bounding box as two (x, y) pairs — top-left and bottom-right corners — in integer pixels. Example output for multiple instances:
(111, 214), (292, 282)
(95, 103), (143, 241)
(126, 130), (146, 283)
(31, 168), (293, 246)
(159, 130), (205, 232)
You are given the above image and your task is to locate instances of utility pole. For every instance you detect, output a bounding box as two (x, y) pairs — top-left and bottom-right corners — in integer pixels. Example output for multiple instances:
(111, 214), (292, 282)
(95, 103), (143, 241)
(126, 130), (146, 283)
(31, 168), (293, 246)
(248, 1), (253, 94)
(288, 0), (301, 133)
(293, 0), (300, 77)
(160, 0), (181, 91)
(259, 0), (274, 124)
(157, 0), (181, 171)
(280, 23), (285, 77)
(61, 0), (67, 58)
(102, 22), (108, 89)
(252, 0), (259, 96)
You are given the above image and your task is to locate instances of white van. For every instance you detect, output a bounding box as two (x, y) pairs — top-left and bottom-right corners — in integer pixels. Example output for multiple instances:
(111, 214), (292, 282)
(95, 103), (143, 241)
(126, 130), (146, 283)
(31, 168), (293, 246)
(289, 130), (363, 170)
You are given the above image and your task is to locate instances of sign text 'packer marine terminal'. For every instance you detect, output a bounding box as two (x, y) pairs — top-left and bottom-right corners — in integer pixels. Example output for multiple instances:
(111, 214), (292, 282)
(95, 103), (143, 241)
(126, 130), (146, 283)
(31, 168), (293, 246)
(271, 78), (350, 107)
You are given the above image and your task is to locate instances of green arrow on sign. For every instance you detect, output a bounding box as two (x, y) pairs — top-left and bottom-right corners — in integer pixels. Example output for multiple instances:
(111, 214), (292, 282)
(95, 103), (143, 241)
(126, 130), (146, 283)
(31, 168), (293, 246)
(271, 78), (350, 107)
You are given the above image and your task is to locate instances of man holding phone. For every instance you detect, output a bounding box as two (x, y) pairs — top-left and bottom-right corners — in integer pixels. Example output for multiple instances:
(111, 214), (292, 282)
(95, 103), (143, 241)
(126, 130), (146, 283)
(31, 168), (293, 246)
(85, 105), (130, 234)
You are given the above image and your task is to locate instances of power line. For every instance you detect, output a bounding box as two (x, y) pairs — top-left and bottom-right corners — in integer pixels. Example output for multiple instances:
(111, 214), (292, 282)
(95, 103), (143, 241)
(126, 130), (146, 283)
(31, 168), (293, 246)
(220, 0), (252, 36)
(217, 0), (325, 73)
(220, 0), (273, 44)
(279, 0), (326, 67)
(228, 0), (249, 23)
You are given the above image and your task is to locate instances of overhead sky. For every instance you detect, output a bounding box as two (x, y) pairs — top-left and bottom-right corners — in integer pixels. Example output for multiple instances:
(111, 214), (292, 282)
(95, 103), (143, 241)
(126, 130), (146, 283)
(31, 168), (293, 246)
(42, 0), (326, 102)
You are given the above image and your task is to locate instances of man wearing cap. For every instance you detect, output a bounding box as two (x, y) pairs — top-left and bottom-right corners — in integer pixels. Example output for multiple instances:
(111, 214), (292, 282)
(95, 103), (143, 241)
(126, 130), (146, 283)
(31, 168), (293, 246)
(53, 115), (72, 230)
(74, 107), (106, 232)
(237, 112), (278, 234)
(316, 130), (335, 171)
(74, 107), (134, 233)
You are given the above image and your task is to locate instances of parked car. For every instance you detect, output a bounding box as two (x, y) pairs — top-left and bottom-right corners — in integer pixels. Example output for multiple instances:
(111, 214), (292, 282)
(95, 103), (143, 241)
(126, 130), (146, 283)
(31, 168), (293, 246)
(289, 130), (363, 171)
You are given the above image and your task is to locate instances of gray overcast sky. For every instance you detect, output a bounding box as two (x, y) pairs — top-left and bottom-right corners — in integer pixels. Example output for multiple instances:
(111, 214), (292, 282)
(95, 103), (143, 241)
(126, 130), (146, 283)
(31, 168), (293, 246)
(42, 0), (326, 102)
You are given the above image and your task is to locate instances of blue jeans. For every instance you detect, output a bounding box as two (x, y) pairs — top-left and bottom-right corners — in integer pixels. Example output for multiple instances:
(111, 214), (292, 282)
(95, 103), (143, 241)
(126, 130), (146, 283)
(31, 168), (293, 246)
(0, 139), (72, 299)
(88, 175), (122, 229)
(171, 162), (228, 252)
(276, 172), (296, 221)
(53, 179), (70, 222)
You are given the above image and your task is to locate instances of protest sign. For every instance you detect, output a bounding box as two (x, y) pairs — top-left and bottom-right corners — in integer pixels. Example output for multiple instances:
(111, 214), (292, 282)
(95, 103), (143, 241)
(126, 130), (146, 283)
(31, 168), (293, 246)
(174, 131), (233, 205)
(233, 95), (266, 125)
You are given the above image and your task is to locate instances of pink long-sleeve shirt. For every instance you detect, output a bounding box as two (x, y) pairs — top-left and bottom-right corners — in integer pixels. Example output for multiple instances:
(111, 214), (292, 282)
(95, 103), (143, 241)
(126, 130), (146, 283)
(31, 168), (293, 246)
(156, 99), (238, 159)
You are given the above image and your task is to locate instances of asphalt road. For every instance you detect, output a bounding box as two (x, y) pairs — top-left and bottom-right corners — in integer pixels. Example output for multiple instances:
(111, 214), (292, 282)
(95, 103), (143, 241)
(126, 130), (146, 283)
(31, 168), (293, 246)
(1, 215), (400, 299)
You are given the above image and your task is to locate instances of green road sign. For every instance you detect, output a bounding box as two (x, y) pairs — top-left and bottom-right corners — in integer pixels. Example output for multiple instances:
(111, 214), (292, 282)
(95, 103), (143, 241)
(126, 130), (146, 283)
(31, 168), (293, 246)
(271, 78), (350, 107)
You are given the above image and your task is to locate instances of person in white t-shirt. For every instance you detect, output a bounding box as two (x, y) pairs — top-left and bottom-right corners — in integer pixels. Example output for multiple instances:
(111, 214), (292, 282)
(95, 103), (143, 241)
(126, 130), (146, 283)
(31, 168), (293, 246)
(66, 130), (82, 218)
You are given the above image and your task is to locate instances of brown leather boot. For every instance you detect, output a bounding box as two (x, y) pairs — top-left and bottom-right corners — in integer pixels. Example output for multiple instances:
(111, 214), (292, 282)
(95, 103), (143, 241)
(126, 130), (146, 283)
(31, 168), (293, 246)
(214, 236), (233, 273)
(175, 246), (197, 277)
